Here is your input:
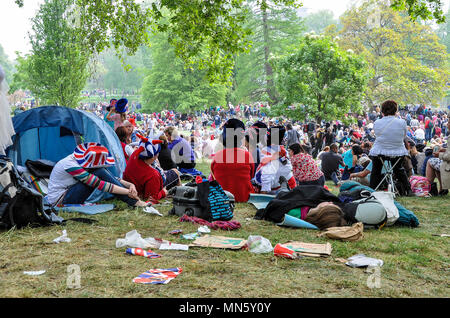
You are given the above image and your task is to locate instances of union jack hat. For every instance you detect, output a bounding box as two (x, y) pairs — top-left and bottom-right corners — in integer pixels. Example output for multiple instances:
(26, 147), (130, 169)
(136, 134), (163, 159)
(73, 142), (115, 168)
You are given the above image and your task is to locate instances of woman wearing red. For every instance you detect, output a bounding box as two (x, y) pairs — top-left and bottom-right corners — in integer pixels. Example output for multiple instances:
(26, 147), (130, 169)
(123, 135), (179, 203)
(211, 119), (255, 202)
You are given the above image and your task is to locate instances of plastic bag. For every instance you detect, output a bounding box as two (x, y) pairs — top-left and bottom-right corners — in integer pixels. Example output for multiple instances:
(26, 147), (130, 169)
(345, 254), (383, 268)
(53, 230), (72, 244)
(246, 235), (273, 254)
(116, 230), (169, 249)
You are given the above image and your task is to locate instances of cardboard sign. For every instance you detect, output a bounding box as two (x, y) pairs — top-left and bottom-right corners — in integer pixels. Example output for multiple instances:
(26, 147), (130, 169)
(191, 235), (247, 250)
(280, 241), (332, 257)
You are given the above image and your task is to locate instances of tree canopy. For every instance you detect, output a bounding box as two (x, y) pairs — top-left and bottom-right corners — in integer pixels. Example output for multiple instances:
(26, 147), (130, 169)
(13, 0), (446, 86)
(21, 0), (90, 107)
(337, 0), (449, 107)
(273, 35), (370, 123)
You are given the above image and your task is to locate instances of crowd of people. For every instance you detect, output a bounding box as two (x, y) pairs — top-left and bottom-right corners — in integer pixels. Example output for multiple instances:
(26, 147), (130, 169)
(43, 97), (449, 227)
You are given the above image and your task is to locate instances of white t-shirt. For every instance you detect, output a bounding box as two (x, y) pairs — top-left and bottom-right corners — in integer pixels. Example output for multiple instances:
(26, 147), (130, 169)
(415, 128), (425, 140)
(46, 155), (80, 205)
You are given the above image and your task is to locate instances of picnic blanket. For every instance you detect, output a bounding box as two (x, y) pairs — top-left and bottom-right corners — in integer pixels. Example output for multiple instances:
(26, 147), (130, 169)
(54, 203), (115, 215)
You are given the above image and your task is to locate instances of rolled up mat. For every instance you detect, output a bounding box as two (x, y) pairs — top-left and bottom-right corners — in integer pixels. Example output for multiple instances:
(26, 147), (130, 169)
(276, 214), (319, 230)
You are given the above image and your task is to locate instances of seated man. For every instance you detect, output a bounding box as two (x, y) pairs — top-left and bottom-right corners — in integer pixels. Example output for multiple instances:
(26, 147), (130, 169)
(46, 142), (147, 207)
(123, 135), (180, 203)
(321, 143), (345, 186)
(253, 125), (296, 194)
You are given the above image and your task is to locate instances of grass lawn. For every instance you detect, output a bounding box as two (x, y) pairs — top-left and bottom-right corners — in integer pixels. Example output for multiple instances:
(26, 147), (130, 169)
(0, 159), (449, 298)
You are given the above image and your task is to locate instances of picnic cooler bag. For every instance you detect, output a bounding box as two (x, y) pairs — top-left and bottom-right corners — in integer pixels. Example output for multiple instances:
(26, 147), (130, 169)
(168, 182), (235, 221)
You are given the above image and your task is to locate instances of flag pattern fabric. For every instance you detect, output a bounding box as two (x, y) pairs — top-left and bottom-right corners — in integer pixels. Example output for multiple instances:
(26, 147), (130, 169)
(73, 142), (115, 168)
(126, 248), (161, 259)
(132, 268), (183, 285)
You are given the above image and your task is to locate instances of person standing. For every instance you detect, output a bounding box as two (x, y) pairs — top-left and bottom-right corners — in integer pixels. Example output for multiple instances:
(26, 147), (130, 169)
(369, 100), (412, 195)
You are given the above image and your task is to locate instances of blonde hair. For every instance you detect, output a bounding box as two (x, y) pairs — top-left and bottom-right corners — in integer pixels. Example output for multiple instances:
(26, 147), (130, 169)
(164, 126), (179, 139)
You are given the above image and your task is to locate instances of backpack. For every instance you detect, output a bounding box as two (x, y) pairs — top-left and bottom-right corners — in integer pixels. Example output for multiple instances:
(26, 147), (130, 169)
(409, 175), (431, 197)
(0, 157), (64, 229)
(196, 176), (234, 221)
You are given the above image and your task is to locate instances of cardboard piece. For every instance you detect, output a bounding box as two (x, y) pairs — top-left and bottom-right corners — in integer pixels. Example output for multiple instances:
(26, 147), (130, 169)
(279, 241), (332, 257)
(190, 235), (247, 250)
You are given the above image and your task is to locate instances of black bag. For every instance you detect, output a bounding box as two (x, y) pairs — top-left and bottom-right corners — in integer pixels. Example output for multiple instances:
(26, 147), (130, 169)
(25, 159), (56, 179)
(168, 178), (235, 221)
(0, 156), (64, 229)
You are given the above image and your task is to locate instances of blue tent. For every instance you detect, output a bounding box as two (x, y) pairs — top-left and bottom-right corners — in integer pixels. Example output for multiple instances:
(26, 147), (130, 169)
(7, 106), (125, 178)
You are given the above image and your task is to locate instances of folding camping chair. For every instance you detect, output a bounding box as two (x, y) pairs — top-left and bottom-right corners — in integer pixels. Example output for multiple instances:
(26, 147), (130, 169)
(373, 156), (403, 198)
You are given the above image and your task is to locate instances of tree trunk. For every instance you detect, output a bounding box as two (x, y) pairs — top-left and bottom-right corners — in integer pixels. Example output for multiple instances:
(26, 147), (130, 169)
(262, 1), (277, 105)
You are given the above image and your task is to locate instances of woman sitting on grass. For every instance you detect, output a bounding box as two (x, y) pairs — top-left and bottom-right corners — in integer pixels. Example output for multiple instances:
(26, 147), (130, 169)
(289, 143), (325, 186)
(123, 135), (181, 203)
(211, 119), (255, 202)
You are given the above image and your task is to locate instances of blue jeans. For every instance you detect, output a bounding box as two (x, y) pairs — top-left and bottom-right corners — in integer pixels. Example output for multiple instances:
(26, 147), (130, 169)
(325, 172), (340, 185)
(425, 128), (432, 141)
(63, 168), (138, 206)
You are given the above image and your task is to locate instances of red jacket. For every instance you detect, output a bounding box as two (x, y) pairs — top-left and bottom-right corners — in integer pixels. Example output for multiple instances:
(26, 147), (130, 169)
(123, 151), (166, 201)
(211, 147), (255, 202)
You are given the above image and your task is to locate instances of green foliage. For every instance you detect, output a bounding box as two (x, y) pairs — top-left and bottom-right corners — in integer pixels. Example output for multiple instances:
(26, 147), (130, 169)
(0, 45), (15, 84)
(140, 33), (228, 113)
(8, 53), (30, 94)
(273, 35), (370, 123)
(390, 0), (446, 23)
(338, 0), (449, 107)
(18, 0), (90, 108)
(231, 0), (305, 105)
(85, 47), (149, 94)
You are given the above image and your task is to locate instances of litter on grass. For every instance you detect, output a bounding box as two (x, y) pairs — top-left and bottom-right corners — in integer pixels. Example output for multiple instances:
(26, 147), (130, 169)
(159, 243), (189, 251)
(142, 206), (163, 216)
(190, 235), (247, 250)
(278, 241), (332, 257)
(345, 254), (384, 268)
(246, 235), (273, 254)
(126, 248), (161, 259)
(23, 270), (46, 276)
(53, 230), (71, 244)
(133, 268), (183, 284)
(116, 230), (170, 249)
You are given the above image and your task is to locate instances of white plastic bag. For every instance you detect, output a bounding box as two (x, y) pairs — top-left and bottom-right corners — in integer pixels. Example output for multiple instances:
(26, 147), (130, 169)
(345, 254), (383, 268)
(115, 230), (169, 249)
(371, 191), (399, 226)
(246, 235), (273, 254)
(53, 230), (71, 244)
(143, 206), (163, 216)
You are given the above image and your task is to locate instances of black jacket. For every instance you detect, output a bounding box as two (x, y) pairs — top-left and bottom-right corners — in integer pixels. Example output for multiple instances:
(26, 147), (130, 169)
(158, 144), (177, 171)
(254, 185), (343, 223)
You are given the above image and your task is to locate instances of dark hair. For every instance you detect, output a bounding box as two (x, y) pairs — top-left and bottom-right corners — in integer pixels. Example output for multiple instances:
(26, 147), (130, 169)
(352, 145), (363, 156)
(381, 100), (398, 116)
(288, 143), (303, 155)
(115, 126), (128, 143)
